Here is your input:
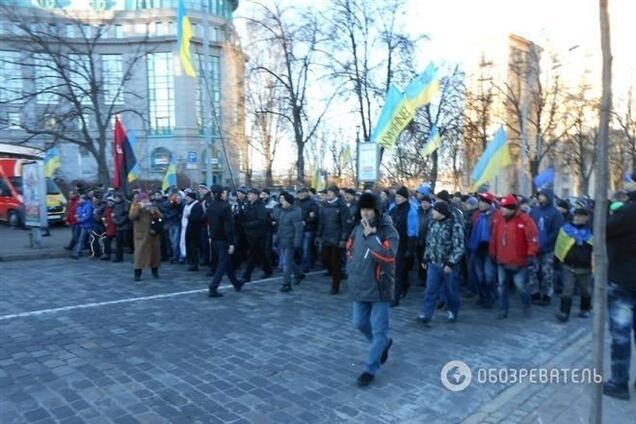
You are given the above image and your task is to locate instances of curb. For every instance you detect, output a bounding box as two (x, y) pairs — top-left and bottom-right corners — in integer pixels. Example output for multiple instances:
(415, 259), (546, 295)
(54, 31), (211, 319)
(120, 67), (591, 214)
(0, 249), (68, 262)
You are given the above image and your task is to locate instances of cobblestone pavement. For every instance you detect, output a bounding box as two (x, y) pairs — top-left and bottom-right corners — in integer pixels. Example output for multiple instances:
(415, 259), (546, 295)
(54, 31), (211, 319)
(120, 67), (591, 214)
(0, 258), (633, 423)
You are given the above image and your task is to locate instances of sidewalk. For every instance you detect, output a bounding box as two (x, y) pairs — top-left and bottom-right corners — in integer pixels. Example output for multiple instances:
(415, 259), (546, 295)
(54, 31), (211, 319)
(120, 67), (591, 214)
(0, 225), (69, 261)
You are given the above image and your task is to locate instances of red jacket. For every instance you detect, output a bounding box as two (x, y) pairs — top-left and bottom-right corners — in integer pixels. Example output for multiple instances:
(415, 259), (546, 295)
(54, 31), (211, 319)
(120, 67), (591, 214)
(102, 205), (117, 237)
(65, 196), (79, 226)
(490, 210), (539, 267)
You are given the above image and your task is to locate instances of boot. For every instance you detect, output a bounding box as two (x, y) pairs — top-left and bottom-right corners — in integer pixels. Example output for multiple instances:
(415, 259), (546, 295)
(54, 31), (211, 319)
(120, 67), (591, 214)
(133, 269), (142, 282)
(579, 296), (592, 318)
(151, 268), (159, 279)
(556, 297), (572, 322)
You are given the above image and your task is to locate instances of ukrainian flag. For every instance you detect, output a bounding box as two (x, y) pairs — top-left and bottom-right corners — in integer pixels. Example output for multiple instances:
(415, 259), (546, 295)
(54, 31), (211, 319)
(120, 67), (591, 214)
(126, 129), (140, 183)
(44, 147), (61, 177)
(177, 0), (196, 77)
(404, 63), (439, 110)
(162, 161), (177, 191)
(470, 127), (511, 189)
(421, 125), (441, 157)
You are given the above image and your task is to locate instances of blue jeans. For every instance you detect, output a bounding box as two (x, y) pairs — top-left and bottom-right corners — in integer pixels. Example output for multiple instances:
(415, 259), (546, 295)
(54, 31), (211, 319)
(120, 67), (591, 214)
(470, 253), (497, 303)
(168, 224), (182, 261)
(281, 247), (301, 285)
(209, 240), (240, 291)
(420, 264), (460, 318)
(352, 301), (390, 375)
(301, 230), (316, 272)
(497, 266), (530, 313)
(607, 283), (636, 385)
(73, 227), (90, 257)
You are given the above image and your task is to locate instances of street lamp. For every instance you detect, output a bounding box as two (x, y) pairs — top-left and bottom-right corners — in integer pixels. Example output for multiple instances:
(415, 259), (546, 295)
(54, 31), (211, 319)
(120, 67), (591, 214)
(355, 125), (361, 188)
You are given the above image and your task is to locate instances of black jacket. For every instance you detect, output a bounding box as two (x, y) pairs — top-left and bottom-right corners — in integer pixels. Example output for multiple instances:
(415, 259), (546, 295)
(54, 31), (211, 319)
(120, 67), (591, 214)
(160, 199), (183, 226)
(186, 201), (205, 238)
(389, 201), (417, 253)
(112, 200), (131, 231)
(317, 198), (349, 247)
(607, 191), (636, 290)
(206, 199), (235, 244)
(241, 199), (270, 239)
(297, 197), (320, 232)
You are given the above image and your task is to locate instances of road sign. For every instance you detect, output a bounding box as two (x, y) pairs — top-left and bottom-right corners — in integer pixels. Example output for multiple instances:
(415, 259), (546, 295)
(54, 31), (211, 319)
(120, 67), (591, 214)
(358, 143), (379, 182)
(187, 151), (197, 163)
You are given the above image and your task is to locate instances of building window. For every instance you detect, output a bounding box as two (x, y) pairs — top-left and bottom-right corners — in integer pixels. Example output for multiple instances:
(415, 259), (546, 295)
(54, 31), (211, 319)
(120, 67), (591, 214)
(65, 23), (75, 38)
(113, 24), (123, 38)
(147, 52), (174, 135)
(48, 23), (57, 36)
(77, 114), (90, 131)
(81, 24), (92, 39)
(69, 54), (91, 105)
(0, 50), (22, 102)
(196, 54), (221, 135)
(102, 54), (123, 104)
(7, 112), (20, 130)
(34, 54), (57, 104)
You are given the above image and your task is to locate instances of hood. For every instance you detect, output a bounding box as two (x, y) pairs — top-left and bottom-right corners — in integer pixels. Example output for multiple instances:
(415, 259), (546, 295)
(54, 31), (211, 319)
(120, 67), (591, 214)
(539, 188), (555, 205)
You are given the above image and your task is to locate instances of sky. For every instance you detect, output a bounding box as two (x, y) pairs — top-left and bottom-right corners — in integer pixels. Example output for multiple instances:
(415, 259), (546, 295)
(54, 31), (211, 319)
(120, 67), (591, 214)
(235, 0), (636, 174)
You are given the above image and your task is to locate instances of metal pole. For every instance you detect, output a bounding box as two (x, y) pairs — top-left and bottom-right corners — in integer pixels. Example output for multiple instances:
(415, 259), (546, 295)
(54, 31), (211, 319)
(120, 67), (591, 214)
(519, 45), (534, 196)
(203, 1), (213, 187)
(355, 126), (360, 188)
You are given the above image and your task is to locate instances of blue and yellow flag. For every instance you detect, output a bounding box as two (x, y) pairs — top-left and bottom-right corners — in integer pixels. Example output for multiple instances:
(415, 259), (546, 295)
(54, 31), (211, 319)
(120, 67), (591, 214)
(404, 63), (439, 110)
(341, 144), (352, 164)
(421, 125), (441, 157)
(44, 147), (61, 177)
(162, 161), (177, 191)
(177, 0), (196, 77)
(470, 127), (511, 189)
(126, 129), (140, 183)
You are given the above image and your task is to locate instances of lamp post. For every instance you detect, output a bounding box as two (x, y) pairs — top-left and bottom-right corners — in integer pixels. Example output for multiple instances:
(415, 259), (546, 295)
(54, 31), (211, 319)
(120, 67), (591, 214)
(355, 125), (361, 188)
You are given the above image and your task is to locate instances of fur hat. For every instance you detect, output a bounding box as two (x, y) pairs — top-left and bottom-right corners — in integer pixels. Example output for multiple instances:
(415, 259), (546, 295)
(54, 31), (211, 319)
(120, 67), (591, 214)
(436, 190), (451, 203)
(281, 192), (295, 205)
(433, 201), (451, 217)
(396, 186), (409, 199)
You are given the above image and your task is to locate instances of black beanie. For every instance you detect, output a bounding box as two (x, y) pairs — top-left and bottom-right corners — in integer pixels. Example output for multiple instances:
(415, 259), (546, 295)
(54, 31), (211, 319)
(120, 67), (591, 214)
(436, 190), (451, 203)
(433, 201), (451, 217)
(186, 192), (197, 200)
(396, 186), (409, 199)
(282, 192), (295, 205)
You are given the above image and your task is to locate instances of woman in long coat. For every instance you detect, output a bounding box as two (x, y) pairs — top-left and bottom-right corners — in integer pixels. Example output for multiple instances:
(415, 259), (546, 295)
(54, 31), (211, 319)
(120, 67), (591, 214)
(129, 192), (163, 281)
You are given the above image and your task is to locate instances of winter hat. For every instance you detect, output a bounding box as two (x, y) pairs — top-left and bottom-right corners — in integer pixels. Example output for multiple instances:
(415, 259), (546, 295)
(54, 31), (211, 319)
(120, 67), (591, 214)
(420, 194), (432, 203)
(557, 199), (570, 210)
(210, 184), (224, 194)
(416, 184), (432, 196)
(396, 186), (409, 200)
(500, 194), (519, 209)
(357, 192), (379, 214)
(198, 183), (209, 191)
(186, 192), (197, 201)
(573, 207), (589, 216)
(261, 188), (271, 195)
(433, 201), (451, 217)
(248, 188), (260, 195)
(344, 188), (356, 196)
(436, 190), (451, 203)
(327, 185), (340, 195)
(465, 196), (479, 210)
(281, 192), (295, 205)
(478, 192), (496, 204)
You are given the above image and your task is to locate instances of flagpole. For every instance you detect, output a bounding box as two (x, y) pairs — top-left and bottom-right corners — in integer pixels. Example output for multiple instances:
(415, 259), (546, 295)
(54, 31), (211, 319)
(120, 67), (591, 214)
(203, 2), (213, 187)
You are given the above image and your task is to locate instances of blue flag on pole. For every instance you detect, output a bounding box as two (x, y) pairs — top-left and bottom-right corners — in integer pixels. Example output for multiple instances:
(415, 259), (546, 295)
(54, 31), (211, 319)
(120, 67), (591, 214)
(534, 168), (556, 190)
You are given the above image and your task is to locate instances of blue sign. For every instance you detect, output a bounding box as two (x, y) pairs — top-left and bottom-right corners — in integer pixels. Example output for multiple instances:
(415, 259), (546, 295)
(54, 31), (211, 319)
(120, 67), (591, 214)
(187, 151), (197, 163)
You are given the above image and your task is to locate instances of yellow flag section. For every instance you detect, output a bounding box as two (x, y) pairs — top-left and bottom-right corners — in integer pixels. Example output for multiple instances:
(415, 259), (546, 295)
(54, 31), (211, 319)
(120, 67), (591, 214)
(177, 0), (196, 77)
(554, 228), (593, 263)
(470, 127), (511, 190)
(421, 126), (441, 157)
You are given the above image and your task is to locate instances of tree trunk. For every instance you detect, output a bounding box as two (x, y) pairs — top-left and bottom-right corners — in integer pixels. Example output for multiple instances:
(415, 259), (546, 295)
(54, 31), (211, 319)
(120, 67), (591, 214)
(430, 150), (439, 192)
(296, 146), (305, 186)
(95, 153), (111, 187)
(590, 1), (611, 422)
(265, 165), (273, 188)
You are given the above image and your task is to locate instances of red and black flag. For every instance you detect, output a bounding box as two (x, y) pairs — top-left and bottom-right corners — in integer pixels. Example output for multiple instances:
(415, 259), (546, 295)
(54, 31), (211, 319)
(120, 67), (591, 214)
(112, 116), (138, 194)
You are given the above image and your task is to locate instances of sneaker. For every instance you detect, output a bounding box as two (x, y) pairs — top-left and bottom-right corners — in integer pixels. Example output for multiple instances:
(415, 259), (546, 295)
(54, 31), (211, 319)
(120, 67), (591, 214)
(416, 315), (431, 325)
(380, 338), (393, 365)
(357, 372), (374, 387)
(603, 381), (630, 400)
(279, 284), (292, 293)
(447, 311), (457, 323)
(208, 290), (223, 298)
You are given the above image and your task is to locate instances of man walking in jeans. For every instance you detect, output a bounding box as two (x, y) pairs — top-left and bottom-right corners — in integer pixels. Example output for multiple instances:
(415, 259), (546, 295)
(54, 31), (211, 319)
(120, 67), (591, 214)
(296, 187), (319, 273)
(604, 171), (636, 400)
(317, 185), (349, 295)
(490, 194), (539, 320)
(347, 192), (398, 387)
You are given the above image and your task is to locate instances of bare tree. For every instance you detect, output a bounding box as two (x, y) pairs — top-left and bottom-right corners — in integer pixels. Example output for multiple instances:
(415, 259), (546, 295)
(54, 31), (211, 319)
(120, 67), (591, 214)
(614, 85), (636, 171)
(0, 8), (151, 185)
(244, 2), (339, 185)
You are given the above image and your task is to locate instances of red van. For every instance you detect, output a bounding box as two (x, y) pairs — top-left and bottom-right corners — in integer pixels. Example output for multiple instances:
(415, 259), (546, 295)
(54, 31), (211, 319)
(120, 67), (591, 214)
(0, 158), (67, 227)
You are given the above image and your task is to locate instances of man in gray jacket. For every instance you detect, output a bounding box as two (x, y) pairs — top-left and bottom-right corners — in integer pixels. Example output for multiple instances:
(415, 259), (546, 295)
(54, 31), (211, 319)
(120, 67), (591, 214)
(277, 192), (304, 292)
(346, 192), (399, 387)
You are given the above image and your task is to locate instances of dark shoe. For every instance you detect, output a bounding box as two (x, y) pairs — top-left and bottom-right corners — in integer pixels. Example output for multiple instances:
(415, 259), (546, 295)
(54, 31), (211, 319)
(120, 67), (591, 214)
(208, 290), (223, 298)
(497, 312), (508, 320)
(390, 300), (400, 308)
(112, 259), (123, 263)
(329, 288), (339, 295)
(463, 291), (477, 299)
(530, 293), (542, 305)
(151, 268), (159, 279)
(401, 284), (410, 299)
(280, 284), (292, 293)
(554, 287), (563, 295)
(539, 295), (551, 306)
(556, 312), (569, 322)
(187, 266), (198, 272)
(239, 278), (250, 285)
(580, 296), (592, 313)
(206, 269), (214, 277)
(70, 254), (80, 259)
(260, 273), (273, 279)
(133, 269), (142, 282)
(436, 301), (446, 310)
(233, 281), (244, 293)
(380, 338), (393, 365)
(476, 298), (486, 307)
(64, 245), (73, 251)
(323, 271), (332, 277)
(603, 381), (630, 400)
(481, 301), (494, 309)
(416, 315), (431, 326)
(357, 372), (374, 387)
(341, 272), (348, 281)
(293, 273), (305, 285)
(100, 255), (111, 261)
(578, 310), (591, 318)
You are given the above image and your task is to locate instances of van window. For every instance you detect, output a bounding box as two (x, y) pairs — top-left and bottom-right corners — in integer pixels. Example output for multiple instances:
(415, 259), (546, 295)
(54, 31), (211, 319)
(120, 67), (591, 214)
(9, 177), (22, 195)
(46, 178), (61, 195)
(0, 178), (10, 196)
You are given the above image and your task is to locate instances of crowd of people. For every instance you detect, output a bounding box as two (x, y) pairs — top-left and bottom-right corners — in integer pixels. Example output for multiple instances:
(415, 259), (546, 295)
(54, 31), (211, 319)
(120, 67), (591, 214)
(61, 174), (636, 392)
